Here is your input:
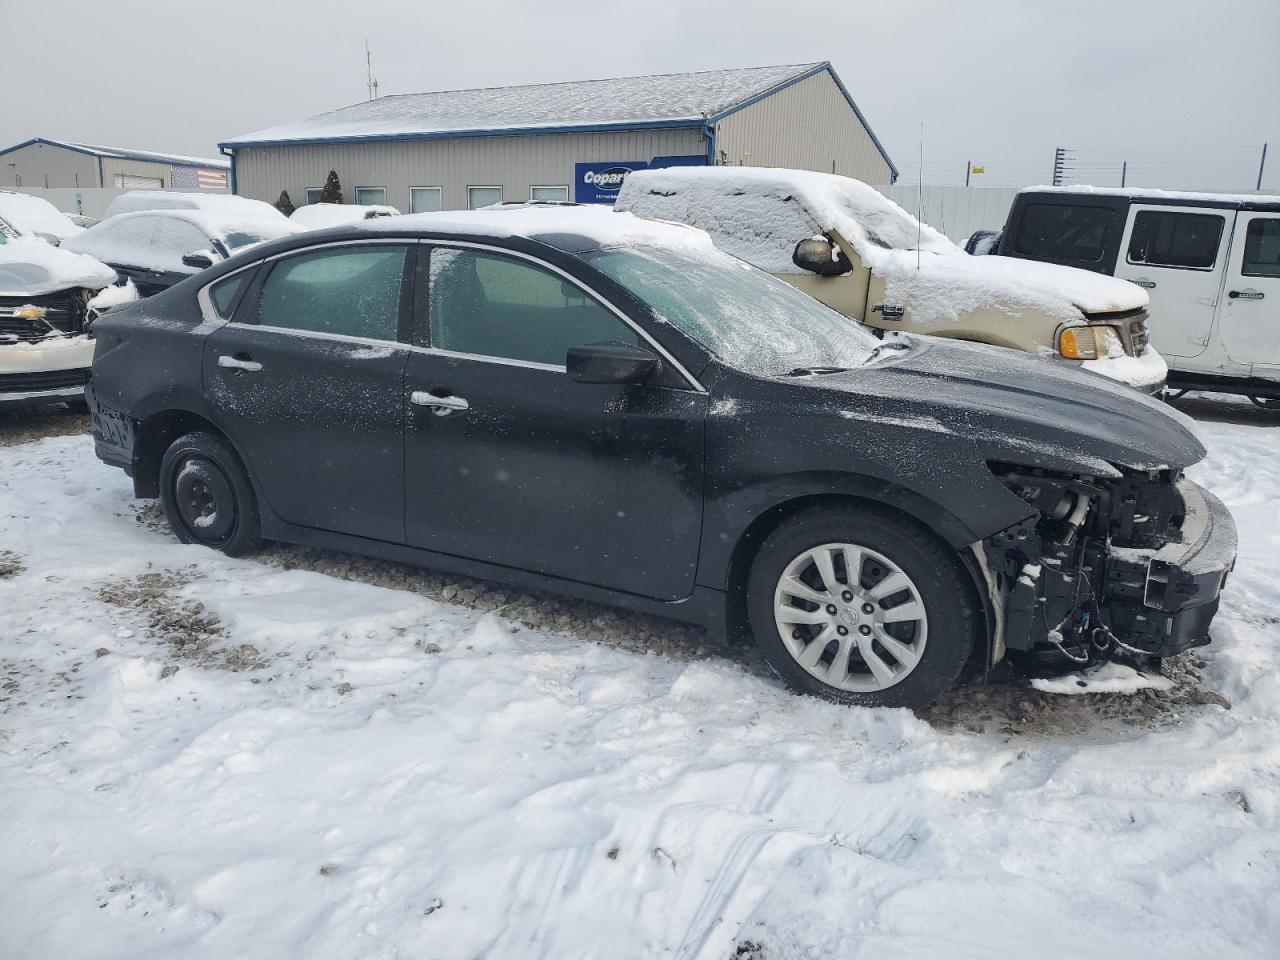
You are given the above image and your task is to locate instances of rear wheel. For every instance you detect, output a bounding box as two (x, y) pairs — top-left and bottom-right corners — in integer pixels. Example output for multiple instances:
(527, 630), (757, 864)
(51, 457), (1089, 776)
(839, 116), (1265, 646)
(746, 505), (978, 708)
(159, 430), (260, 556)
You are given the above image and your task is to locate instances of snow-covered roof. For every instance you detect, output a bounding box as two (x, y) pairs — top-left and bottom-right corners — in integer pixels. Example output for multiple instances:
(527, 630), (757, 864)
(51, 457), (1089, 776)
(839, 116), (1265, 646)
(290, 203), (401, 230)
(0, 137), (228, 169)
(0, 234), (116, 296)
(0, 192), (83, 241)
(357, 204), (716, 254)
(617, 166), (1147, 323)
(1021, 184), (1280, 207)
(222, 62), (854, 148)
(64, 209), (298, 270)
(103, 191), (286, 221)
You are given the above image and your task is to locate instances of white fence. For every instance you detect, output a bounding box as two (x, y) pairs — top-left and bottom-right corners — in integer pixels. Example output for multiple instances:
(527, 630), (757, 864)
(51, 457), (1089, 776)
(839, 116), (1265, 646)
(15, 181), (1013, 245)
(10, 185), (228, 220)
(875, 185), (1019, 245)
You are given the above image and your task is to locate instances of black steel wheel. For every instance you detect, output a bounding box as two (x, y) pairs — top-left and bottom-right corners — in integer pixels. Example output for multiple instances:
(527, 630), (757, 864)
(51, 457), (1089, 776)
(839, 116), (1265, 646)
(159, 430), (260, 556)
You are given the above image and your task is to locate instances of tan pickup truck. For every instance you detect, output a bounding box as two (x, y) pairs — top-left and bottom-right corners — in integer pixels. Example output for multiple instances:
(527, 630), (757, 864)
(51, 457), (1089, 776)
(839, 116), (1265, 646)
(616, 167), (1167, 393)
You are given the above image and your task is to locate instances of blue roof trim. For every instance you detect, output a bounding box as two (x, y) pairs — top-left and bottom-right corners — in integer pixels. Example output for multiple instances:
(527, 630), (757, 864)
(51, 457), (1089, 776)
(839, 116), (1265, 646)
(0, 136), (228, 170)
(707, 62), (899, 181)
(219, 117), (706, 151)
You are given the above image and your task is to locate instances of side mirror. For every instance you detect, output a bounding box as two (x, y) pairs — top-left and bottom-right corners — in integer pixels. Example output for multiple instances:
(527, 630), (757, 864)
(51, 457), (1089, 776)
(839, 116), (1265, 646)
(182, 250), (215, 270)
(567, 342), (662, 385)
(792, 237), (849, 276)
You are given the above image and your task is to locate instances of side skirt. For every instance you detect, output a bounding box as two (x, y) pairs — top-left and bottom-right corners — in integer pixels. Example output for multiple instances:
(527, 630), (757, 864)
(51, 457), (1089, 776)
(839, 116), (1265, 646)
(1168, 370), (1280, 399)
(258, 515), (728, 637)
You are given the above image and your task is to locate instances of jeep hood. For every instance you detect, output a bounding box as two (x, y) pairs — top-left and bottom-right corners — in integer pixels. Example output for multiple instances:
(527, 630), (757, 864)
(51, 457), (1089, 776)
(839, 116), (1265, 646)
(0, 236), (116, 296)
(813, 337), (1203, 476)
(868, 247), (1150, 328)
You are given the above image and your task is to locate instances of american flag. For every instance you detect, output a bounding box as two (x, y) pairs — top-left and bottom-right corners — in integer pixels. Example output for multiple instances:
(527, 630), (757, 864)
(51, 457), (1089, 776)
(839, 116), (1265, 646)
(170, 165), (229, 190)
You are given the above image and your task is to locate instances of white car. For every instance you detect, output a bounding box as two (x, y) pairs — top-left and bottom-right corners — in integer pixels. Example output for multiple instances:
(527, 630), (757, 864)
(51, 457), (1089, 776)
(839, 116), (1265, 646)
(0, 191), (85, 244)
(290, 202), (399, 230)
(0, 233), (119, 407)
(62, 209), (298, 297)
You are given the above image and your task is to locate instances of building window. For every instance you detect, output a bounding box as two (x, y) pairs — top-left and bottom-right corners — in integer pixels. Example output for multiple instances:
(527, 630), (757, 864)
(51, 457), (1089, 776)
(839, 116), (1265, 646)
(410, 186), (443, 214)
(468, 186), (503, 210)
(305, 188), (323, 205)
(354, 186), (388, 206)
(1127, 210), (1225, 270)
(530, 185), (569, 203)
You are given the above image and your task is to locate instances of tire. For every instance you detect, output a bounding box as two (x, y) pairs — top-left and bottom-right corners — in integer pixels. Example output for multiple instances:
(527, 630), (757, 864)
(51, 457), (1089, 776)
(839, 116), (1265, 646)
(746, 504), (978, 708)
(159, 430), (260, 556)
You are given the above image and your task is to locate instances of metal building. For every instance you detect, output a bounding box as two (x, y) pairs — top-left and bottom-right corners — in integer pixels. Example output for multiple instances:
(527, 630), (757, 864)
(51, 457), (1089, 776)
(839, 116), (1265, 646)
(220, 61), (898, 213)
(0, 138), (230, 191)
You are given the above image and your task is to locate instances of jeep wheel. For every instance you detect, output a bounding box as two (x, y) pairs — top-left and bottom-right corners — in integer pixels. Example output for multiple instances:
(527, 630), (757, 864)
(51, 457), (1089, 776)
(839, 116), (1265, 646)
(746, 505), (978, 708)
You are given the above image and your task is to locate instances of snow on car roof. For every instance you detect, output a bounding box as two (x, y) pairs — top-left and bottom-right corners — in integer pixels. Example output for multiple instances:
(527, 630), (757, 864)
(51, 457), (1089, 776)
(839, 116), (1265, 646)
(290, 203), (401, 230)
(103, 191), (286, 222)
(1022, 184), (1280, 206)
(0, 234), (116, 296)
(221, 63), (823, 146)
(357, 204), (717, 253)
(0, 191), (83, 241)
(617, 166), (1148, 323)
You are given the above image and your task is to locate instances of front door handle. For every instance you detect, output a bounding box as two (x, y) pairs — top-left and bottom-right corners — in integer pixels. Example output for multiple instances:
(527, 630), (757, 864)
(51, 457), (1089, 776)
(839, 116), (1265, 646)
(217, 354), (263, 372)
(411, 390), (470, 415)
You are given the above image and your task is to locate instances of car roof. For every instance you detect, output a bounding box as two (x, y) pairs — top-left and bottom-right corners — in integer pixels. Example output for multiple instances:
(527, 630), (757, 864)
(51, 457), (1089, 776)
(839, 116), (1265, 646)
(1019, 185), (1280, 214)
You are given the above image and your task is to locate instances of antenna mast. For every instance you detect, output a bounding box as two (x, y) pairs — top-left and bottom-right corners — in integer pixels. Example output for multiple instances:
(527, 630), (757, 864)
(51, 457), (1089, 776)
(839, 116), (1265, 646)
(916, 123), (923, 271)
(365, 39), (379, 101)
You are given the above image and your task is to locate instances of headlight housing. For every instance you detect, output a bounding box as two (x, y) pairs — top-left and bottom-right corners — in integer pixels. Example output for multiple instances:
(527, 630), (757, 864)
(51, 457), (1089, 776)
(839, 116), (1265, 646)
(1058, 324), (1124, 360)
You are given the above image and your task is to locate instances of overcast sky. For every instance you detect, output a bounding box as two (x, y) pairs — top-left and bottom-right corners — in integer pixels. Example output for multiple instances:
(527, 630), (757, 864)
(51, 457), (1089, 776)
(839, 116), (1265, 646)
(5, 0), (1278, 192)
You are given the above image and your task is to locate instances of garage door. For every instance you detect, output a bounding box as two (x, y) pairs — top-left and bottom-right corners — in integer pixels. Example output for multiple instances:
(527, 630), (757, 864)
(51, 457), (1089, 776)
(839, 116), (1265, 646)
(114, 174), (164, 189)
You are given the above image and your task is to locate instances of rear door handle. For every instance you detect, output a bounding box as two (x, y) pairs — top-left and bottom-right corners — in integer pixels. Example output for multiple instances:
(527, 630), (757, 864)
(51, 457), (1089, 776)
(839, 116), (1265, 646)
(1228, 290), (1264, 300)
(218, 354), (263, 372)
(411, 390), (469, 414)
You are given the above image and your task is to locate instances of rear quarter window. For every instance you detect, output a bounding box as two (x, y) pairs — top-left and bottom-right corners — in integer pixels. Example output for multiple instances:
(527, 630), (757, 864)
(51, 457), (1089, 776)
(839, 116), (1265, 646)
(1242, 217), (1280, 278)
(1012, 203), (1116, 264)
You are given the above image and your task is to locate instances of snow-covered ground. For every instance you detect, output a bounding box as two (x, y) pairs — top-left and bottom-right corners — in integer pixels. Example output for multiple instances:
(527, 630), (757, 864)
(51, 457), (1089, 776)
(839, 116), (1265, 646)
(1, 409), (1278, 959)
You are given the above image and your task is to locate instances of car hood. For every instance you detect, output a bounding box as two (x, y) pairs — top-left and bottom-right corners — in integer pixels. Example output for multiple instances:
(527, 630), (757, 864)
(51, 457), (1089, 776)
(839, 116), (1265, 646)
(0, 236), (117, 296)
(806, 336), (1203, 475)
(869, 247), (1149, 326)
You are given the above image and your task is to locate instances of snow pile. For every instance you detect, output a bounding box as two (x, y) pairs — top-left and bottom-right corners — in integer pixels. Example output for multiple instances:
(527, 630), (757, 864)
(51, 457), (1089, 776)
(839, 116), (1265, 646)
(618, 167), (1148, 324)
(0, 417), (1277, 958)
(1031, 661), (1175, 694)
(87, 280), (139, 314)
(290, 203), (401, 230)
(0, 234), (116, 295)
(1082, 343), (1169, 392)
(0, 191), (84, 241)
(103, 191), (287, 222)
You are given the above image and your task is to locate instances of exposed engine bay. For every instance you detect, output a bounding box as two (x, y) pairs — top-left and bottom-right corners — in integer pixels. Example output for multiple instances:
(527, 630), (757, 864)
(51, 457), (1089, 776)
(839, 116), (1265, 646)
(982, 465), (1237, 666)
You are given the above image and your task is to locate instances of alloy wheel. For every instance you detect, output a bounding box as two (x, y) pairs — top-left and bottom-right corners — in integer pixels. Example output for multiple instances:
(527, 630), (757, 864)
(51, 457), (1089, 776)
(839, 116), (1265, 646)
(772, 542), (929, 693)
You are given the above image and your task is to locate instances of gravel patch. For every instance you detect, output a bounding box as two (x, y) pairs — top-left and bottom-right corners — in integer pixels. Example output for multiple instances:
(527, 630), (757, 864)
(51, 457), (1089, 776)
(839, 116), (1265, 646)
(0, 406), (90, 447)
(0, 551), (23, 579)
(98, 568), (268, 673)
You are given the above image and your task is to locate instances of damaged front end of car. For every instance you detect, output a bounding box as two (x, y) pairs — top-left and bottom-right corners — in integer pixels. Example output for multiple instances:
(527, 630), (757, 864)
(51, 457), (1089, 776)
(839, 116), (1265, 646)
(978, 464), (1237, 667)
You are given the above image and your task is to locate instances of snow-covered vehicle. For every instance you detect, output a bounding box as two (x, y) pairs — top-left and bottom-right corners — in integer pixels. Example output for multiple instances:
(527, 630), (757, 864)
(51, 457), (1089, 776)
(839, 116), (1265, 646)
(0, 233), (121, 406)
(102, 190), (286, 222)
(290, 203), (400, 230)
(62, 209), (298, 297)
(616, 167), (1167, 394)
(0, 191), (85, 244)
(972, 186), (1280, 408)
(87, 205), (1235, 708)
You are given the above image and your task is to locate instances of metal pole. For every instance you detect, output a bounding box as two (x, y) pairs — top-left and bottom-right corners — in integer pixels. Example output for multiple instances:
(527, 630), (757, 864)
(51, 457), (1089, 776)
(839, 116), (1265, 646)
(1258, 143), (1268, 192)
(965, 160), (971, 187)
(1121, 161), (1127, 188)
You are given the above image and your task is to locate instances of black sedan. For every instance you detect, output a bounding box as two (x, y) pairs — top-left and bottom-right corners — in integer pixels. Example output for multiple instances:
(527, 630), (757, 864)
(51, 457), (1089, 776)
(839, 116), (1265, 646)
(86, 206), (1236, 708)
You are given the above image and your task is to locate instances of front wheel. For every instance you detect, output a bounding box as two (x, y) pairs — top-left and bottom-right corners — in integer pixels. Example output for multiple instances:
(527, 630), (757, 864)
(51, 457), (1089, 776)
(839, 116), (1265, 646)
(159, 430), (260, 556)
(746, 505), (978, 708)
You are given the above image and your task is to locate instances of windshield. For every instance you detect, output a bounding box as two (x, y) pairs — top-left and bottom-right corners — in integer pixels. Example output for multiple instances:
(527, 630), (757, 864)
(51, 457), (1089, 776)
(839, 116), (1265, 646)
(582, 245), (877, 375)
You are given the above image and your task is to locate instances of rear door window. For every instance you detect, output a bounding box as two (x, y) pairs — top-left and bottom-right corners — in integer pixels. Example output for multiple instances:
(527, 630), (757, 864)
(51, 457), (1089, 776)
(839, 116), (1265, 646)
(1127, 210), (1225, 270)
(1242, 217), (1280, 278)
(1012, 203), (1115, 264)
(256, 244), (409, 341)
(428, 247), (636, 367)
